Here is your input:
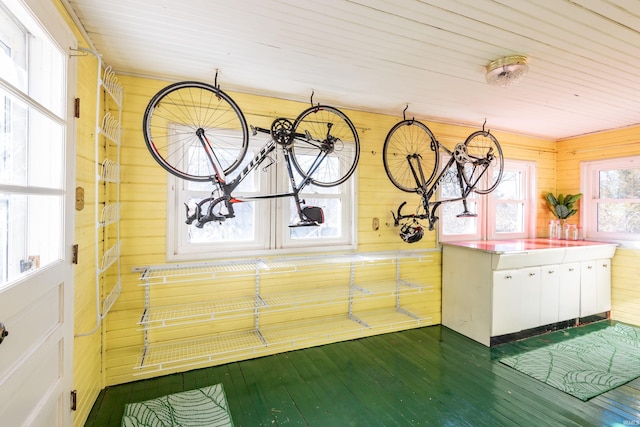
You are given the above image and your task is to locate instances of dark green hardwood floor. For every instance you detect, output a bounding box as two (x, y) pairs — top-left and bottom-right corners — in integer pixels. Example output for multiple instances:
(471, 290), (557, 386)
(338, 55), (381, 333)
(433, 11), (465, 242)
(85, 321), (640, 426)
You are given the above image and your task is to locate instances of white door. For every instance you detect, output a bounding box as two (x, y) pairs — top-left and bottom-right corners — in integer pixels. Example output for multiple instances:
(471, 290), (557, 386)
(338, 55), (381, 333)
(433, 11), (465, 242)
(0, 0), (76, 425)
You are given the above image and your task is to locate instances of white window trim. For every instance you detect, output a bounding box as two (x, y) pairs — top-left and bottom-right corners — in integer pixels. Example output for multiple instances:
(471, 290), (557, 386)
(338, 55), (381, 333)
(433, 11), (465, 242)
(166, 134), (357, 262)
(580, 155), (640, 247)
(438, 159), (536, 242)
(487, 159), (536, 240)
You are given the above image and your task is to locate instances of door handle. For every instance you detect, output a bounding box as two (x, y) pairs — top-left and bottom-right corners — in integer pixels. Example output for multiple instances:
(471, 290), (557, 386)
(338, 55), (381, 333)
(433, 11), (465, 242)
(0, 322), (8, 345)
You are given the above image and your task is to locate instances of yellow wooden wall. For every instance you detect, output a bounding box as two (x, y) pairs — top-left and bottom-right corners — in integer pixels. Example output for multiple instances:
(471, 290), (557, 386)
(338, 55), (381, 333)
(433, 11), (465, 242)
(92, 74), (557, 388)
(48, 1), (637, 423)
(557, 128), (640, 326)
(71, 49), (103, 427)
(47, 1), (106, 426)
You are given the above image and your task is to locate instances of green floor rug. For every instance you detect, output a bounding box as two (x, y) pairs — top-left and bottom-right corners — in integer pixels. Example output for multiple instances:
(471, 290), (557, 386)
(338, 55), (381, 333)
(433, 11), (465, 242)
(500, 322), (640, 401)
(121, 383), (234, 426)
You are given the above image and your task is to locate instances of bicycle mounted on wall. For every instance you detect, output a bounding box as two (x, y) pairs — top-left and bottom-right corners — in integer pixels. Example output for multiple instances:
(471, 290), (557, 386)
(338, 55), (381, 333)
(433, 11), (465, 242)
(382, 109), (504, 242)
(142, 76), (360, 228)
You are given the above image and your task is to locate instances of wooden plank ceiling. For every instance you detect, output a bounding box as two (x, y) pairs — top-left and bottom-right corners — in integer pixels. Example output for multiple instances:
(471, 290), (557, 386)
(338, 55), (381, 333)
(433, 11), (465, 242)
(64, 0), (640, 140)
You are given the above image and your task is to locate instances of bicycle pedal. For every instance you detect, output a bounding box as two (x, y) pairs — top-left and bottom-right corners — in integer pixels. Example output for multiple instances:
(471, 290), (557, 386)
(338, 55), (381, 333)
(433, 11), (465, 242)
(289, 220), (319, 228)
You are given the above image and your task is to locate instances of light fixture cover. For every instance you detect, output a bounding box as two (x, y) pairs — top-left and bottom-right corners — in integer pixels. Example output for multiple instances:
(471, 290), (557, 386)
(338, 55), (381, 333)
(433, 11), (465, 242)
(485, 55), (529, 87)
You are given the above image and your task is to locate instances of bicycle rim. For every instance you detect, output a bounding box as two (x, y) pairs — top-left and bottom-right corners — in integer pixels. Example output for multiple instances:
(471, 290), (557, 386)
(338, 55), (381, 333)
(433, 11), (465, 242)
(142, 81), (249, 182)
(382, 120), (439, 193)
(291, 105), (360, 187)
(463, 130), (504, 194)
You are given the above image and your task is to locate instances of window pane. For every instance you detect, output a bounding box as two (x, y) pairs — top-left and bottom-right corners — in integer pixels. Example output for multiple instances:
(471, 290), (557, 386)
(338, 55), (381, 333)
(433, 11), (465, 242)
(0, 5), (28, 91)
(495, 202), (524, 233)
(0, 4), (64, 116)
(599, 169), (640, 199)
(597, 202), (640, 233)
(1, 193), (63, 286)
(493, 170), (522, 199)
(186, 197), (256, 243)
(185, 146), (259, 192)
(441, 201), (477, 235)
(1, 88), (64, 188)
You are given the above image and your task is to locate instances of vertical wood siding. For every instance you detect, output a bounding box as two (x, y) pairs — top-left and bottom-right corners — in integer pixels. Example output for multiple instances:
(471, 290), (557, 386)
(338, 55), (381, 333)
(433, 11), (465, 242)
(557, 128), (640, 326)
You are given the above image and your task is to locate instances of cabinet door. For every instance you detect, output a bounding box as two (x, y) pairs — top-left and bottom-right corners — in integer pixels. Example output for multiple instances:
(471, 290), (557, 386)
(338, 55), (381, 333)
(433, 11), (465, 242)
(580, 261), (597, 316)
(540, 265), (560, 326)
(492, 270), (522, 336)
(520, 267), (542, 330)
(596, 259), (612, 313)
(558, 262), (580, 321)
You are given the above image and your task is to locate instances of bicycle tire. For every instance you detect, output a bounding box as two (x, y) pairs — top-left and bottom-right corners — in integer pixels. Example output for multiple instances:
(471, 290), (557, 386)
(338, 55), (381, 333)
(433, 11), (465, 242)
(290, 105), (360, 187)
(462, 130), (504, 194)
(142, 81), (249, 182)
(382, 120), (439, 193)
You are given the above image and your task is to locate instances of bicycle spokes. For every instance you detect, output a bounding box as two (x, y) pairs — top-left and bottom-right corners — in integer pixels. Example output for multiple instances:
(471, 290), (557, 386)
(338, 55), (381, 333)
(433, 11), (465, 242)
(384, 119), (504, 241)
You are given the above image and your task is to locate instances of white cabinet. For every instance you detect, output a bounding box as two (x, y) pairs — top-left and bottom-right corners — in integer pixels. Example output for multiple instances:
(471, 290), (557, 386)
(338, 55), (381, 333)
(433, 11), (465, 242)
(442, 240), (616, 346)
(558, 262), (580, 320)
(580, 259), (611, 317)
(491, 265), (558, 336)
(492, 270), (522, 336)
(539, 265), (560, 326)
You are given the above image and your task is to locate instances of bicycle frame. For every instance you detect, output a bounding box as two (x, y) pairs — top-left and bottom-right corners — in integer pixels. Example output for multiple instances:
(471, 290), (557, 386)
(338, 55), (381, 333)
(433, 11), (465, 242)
(393, 142), (492, 231)
(186, 125), (329, 228)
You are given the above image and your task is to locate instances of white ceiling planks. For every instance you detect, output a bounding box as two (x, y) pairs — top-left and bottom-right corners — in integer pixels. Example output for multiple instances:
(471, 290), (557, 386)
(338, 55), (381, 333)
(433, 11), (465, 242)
(65, 0), (640, 139)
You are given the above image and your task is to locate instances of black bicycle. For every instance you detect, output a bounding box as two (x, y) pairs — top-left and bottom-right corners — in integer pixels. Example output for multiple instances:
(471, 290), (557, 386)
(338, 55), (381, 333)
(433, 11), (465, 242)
(382, 116), (503, 241)
(143, 81), (360, 227)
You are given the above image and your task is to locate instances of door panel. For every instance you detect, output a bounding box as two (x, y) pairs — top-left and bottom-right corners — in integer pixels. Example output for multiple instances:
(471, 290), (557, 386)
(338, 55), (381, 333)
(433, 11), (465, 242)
(0, 263), (69, 426)
(0, 0), (76, 424)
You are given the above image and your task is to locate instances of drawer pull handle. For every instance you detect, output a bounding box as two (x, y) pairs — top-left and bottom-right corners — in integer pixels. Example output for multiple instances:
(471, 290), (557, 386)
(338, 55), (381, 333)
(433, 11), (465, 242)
(602, 264), (608, 268)
(569, 268), (575, 272)
(548, 270), (555, 274)
(505, 275), (512, 279)
(587, 265), (593, 270)
(529, 272), (536, 277)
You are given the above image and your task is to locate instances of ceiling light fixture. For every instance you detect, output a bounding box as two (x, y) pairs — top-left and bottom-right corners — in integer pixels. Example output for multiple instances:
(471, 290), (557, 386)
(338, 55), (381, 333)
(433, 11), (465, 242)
(485, 55), (529, 87)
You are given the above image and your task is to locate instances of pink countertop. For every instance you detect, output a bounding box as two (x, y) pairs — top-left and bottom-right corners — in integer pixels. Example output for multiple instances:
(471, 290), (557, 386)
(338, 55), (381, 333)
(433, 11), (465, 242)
(442, 238), (616, 253)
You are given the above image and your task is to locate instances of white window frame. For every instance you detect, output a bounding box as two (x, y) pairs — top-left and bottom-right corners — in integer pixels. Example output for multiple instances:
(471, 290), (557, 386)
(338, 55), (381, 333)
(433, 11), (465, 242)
(581, 155), (640, 246)
(487, 160), (536, 240)
(167, 131), (357, 261)
(0, 0), (72, 287)
(439, 159), (536, 242)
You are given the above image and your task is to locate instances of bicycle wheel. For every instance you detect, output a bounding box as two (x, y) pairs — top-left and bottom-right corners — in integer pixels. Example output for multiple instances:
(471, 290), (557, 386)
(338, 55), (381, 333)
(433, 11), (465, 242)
(142, 81), (249, 182)
(462, 130), (504, 194)
(382, 120), (439, 193)
(290, 105), (360, 187)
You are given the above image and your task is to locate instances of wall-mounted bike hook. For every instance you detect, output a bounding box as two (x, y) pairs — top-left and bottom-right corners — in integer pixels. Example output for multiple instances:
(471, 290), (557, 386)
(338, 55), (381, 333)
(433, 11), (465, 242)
(482, 118), (487, 133)
(0, 322), (8, 345)
(214, 68), (220, 91)
(403, 105), (414, 124)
